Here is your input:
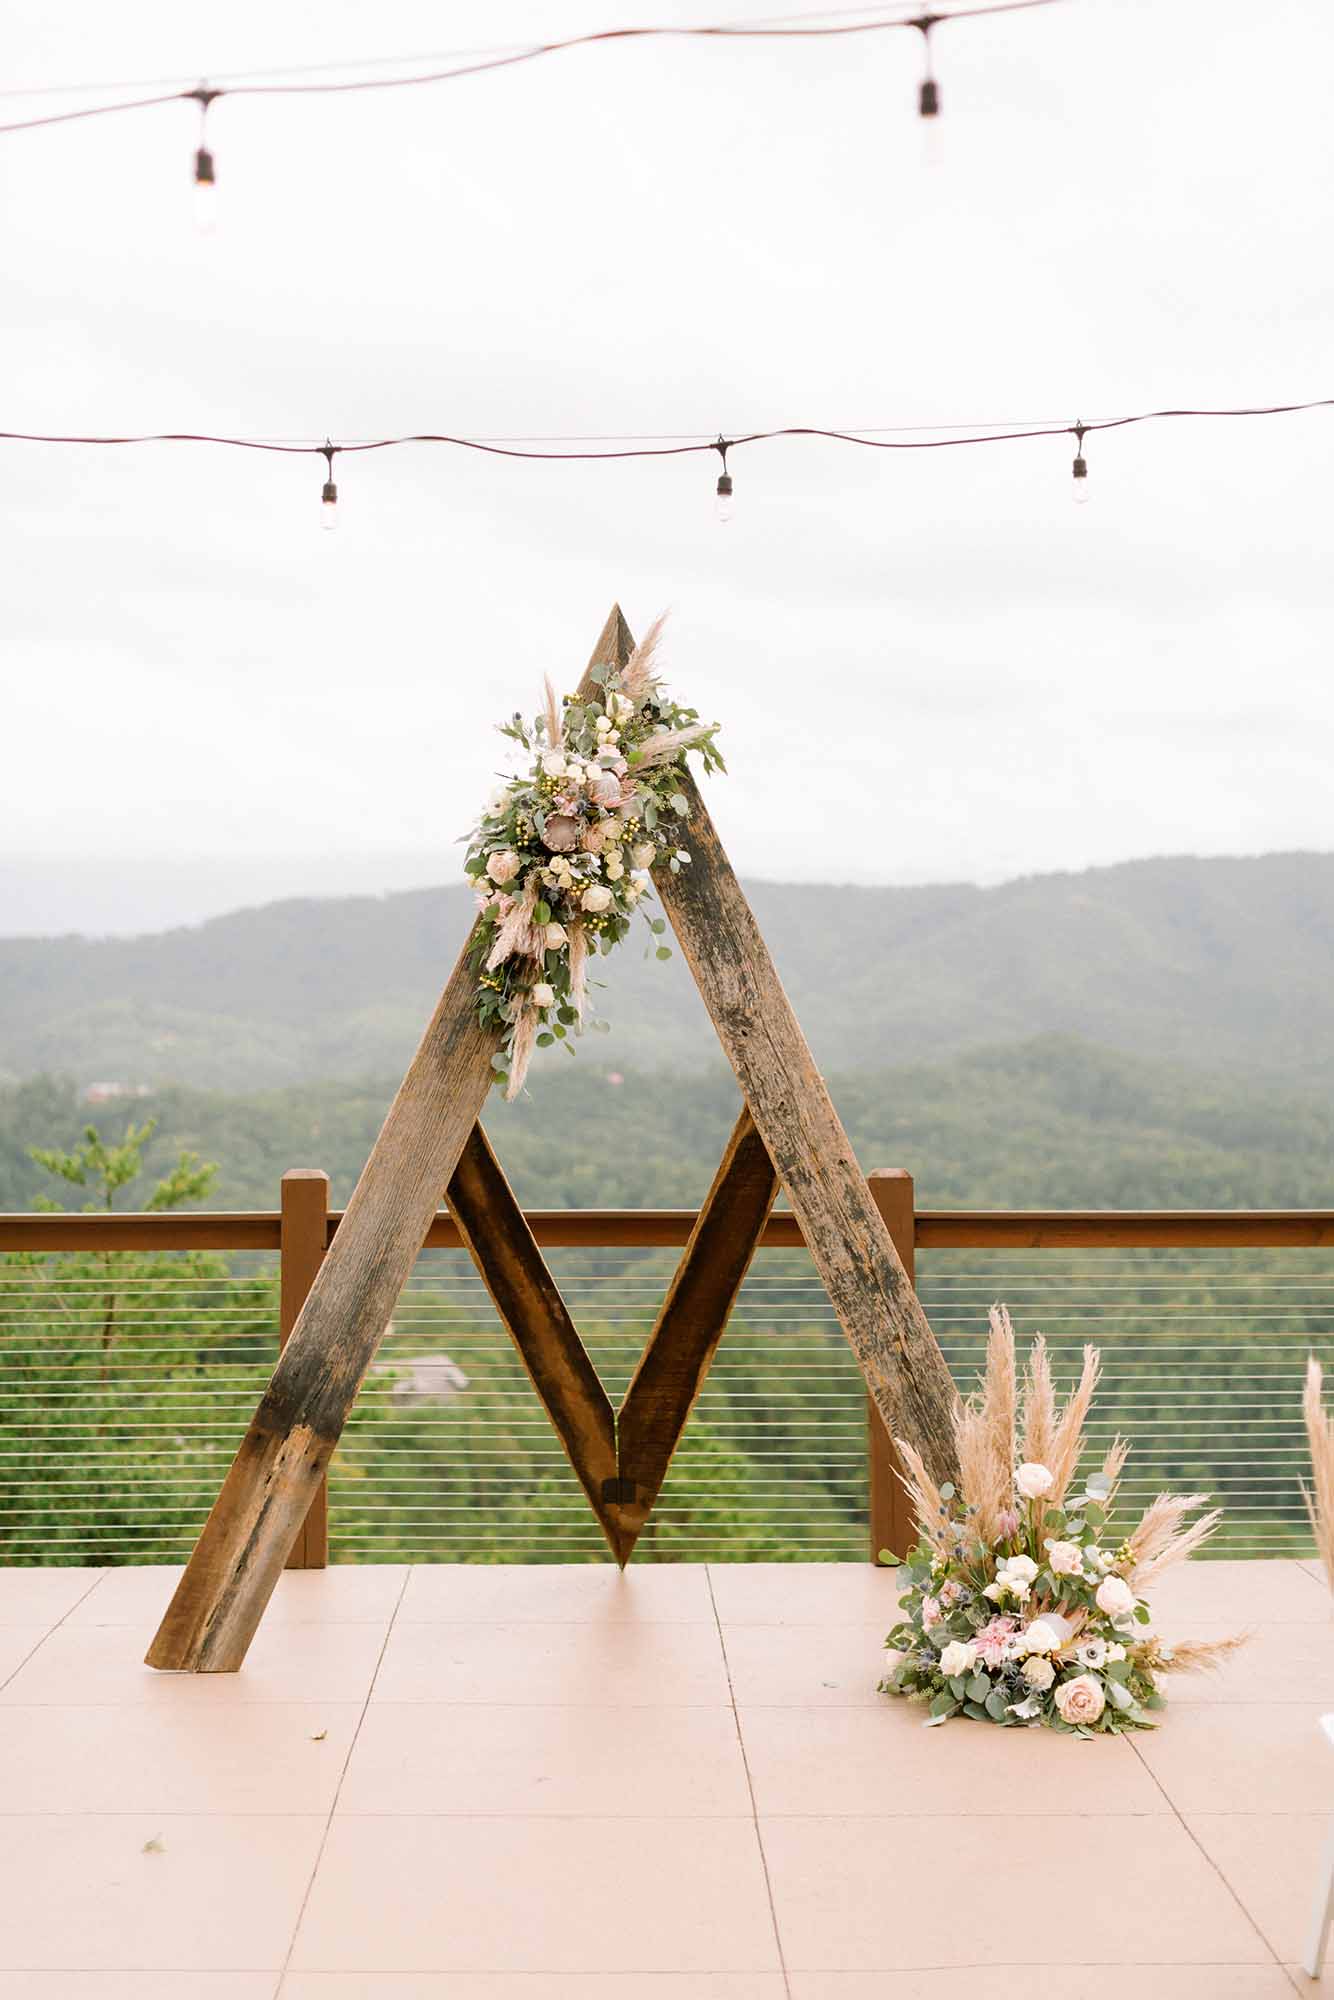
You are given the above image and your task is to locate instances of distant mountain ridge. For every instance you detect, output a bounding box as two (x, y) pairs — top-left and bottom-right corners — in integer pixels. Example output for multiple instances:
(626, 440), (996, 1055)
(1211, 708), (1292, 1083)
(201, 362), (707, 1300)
(2, 851), (1331, 1091)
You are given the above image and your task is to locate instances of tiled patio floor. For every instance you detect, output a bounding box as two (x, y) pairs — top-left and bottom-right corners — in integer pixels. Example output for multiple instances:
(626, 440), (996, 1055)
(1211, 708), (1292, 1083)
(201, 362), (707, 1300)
(0, 1557), (1329, 1997)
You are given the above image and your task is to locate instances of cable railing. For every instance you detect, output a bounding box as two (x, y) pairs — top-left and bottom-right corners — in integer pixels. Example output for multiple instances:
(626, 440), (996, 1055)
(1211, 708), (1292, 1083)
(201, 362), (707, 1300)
(2, 1173), (1331, 1567)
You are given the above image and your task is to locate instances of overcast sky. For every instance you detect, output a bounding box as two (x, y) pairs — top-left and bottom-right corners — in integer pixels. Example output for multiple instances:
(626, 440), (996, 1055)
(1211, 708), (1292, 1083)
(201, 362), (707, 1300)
(3, 0), (1331, 935)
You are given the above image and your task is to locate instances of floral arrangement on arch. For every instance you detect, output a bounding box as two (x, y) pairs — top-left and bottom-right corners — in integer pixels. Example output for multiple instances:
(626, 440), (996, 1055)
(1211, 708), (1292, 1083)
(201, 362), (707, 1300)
(463, 617), (723, 1099)
(879, 1307), (1245, 1733)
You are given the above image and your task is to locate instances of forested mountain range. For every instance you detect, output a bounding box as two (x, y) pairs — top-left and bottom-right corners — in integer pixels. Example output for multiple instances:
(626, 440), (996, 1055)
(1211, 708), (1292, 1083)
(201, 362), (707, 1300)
(1, 851), (1331, 1092)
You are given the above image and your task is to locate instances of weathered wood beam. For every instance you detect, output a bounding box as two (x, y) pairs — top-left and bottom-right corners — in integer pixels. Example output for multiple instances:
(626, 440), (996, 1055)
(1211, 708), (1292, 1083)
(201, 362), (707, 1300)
(651, 772), (962, 1488)
(146, 605), (634, 1672)
(445, 1123), (622, 1559)
(612, 1105), (779, 1558)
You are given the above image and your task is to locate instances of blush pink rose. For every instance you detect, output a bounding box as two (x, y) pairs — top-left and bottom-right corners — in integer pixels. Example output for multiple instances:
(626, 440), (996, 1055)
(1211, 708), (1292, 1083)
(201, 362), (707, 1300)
(486, 850), (520, 885)
(1046, 1540), (1083, 1576)
(1053, 1674), (1105, 1725)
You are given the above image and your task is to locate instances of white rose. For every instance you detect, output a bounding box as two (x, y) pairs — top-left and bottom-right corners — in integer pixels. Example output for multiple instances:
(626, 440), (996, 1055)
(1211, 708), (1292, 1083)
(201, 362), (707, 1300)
(631, 842), (656, 868)
(1015, 1462), (1054, 1499)
(1021, 1620), (1061, 1655)
(541, 751), (567, 778)
(595, 715), (611, 735)
(938, 1640), (977, 1677)
(1002, 1554), (1038, 1584)
(1095, 1576), (1136, 1619)
(530, 983), (555, 1009)
(1046, 1540), (1083, 1577)
(605, 857), (624, 881)
(544, 923), (568, 949)
(1106, 1643), (1127, 1663)
(486, 850), (520, 886)
(580, 885), (613, 913)
(1022, 1655), (1055, 1690)
(1053, 1674), (1105, 1726)
(565, 765), (586, 789)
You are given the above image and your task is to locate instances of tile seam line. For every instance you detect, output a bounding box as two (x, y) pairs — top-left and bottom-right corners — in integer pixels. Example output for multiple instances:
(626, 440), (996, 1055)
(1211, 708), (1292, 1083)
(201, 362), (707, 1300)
(1126, 1729), (1285, 1972)
(706, 1561), (792, 2000)
(0, 1568), (107, 1694)
(274, 1562), (413, 1998)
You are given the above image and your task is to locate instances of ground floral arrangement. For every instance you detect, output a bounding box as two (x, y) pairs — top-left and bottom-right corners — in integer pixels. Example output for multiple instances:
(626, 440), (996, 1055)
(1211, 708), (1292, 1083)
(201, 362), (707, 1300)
(879, 1308), (1245, 1734)
(462, 616), (723, 1098)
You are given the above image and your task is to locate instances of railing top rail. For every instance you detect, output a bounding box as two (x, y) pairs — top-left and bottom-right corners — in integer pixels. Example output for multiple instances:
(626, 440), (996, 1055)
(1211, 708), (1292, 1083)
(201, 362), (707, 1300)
(2, 1205), (1333, 1254)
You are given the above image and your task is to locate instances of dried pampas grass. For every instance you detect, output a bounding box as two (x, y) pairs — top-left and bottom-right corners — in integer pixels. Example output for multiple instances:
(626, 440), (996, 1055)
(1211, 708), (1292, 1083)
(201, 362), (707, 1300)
(635, 723), (714, 770)
(1303, 1355), (1334, 1590)
(952, 1306), (1016, 1543)
(568, 920), (589, 1024)
(1020, 1334), (1057, 1470)
(1153, 1632), (1250, 1676)
(542, 674), (564, 751)
(1125, 1493), (1221, 1588)
(486, 875), (540, 972)
(504, 1004), (538, 1102)
(620, 612), (667, 706)
(893, 1434), (954, 1556)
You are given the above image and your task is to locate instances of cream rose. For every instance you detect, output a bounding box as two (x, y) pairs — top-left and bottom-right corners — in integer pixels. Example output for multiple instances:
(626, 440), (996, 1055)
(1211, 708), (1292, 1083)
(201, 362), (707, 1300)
(544, 923), (568, 949)
(1046, 1540), (1083, 1576)
(1095, 1576), (1136, 1619)
(1054, 1674), (1105, 1725)
(541, 751), (567, 778)
(1021, 1619), (1061, 1655)
(938, 1640), (977, 1677)
(530, 983), (555, 1009)
(631, 842), (656, 869)
(580, 885), (613, 913)
(486, 850), (520, 885)
(1002, 1554), (1038, 1583)
(1022, 1655), (1055, 1690)
(1015, 1462), (1054, 1499)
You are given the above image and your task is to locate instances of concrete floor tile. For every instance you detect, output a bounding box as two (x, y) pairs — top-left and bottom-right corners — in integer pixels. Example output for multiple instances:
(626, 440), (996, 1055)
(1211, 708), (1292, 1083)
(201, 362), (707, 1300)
(65, 1563), (407, 1629)
(787, 1972), (1293, 1998)
(0, 1812), (324, 1970)
(0, 1565), (101, 1626)
(709, 1562), (906, 1627)
(0, 1624), (48, 1686)
(722, 1623), (891, 1707)
(281, 1978), (786, 1997)
(1147, 1561), (1328, 1628)
(371, 1617), (730, 1706)
(739, 1702), (1168, 1816)
(1134, 1704), (1332, 1813)
(0, 1979), (277, 1999)
(398, 1562), (715, 1625)
(0, 1702), (360, 1814)
(290, 1815), (780, 1973)
(761, 1813), (1272, 1969)
(2, 1617), (388, 1706)
(1161, 1623), (1334, 1705)
(340, 1702), (751, 1815)
(1188, 1813), (1330, 1971)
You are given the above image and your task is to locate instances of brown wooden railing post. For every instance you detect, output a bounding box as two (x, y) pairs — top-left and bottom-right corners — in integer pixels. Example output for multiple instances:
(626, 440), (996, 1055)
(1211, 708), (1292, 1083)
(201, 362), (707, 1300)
(280, 1169), (330, 1568)
(866, 1169), (918, 1563)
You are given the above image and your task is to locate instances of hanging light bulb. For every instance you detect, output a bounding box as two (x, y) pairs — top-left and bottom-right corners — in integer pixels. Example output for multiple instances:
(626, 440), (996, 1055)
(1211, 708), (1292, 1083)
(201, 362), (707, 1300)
(1071, 422), (1090, 505)
(713, 437), (734, 523)
(913, 16), (942, 165)
(191, 86), (219, 234)
(321, 442), (339, 530)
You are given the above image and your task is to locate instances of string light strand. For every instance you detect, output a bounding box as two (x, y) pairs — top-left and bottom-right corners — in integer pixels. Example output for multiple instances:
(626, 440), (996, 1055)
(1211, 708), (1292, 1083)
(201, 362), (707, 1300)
(0, 0), (1055, 137)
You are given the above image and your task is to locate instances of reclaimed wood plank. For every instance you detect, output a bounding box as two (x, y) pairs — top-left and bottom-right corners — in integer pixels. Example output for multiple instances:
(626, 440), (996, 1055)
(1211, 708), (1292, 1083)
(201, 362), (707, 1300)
(650, 769), (962, 1488)
(612, 1105), (779, 1556)
(445, 1122), (622, 1559)
(146, 605), (634, 1672)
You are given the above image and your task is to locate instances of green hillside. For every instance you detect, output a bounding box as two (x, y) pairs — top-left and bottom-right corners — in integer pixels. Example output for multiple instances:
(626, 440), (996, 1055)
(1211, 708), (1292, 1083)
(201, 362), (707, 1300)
(3, 850), (1333, 1090)
(3, 1034), (1332, 1214)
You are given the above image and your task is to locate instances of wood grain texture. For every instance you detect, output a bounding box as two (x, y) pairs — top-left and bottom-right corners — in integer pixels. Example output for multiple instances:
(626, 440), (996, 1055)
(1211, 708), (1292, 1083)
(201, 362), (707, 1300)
(650, 764), (962, 1488)
(445, 1122), (621, 1559)
(146, 606), (634, 1672)
(866, 1169), (918, 1561)
(279, 1169), (330, 1570)
(613, 1105), (779, 1556)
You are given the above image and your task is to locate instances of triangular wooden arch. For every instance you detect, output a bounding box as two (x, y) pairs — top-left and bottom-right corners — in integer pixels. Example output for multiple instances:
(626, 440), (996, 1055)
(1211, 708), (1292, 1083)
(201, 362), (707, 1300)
(147, 607), (960, 1672)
